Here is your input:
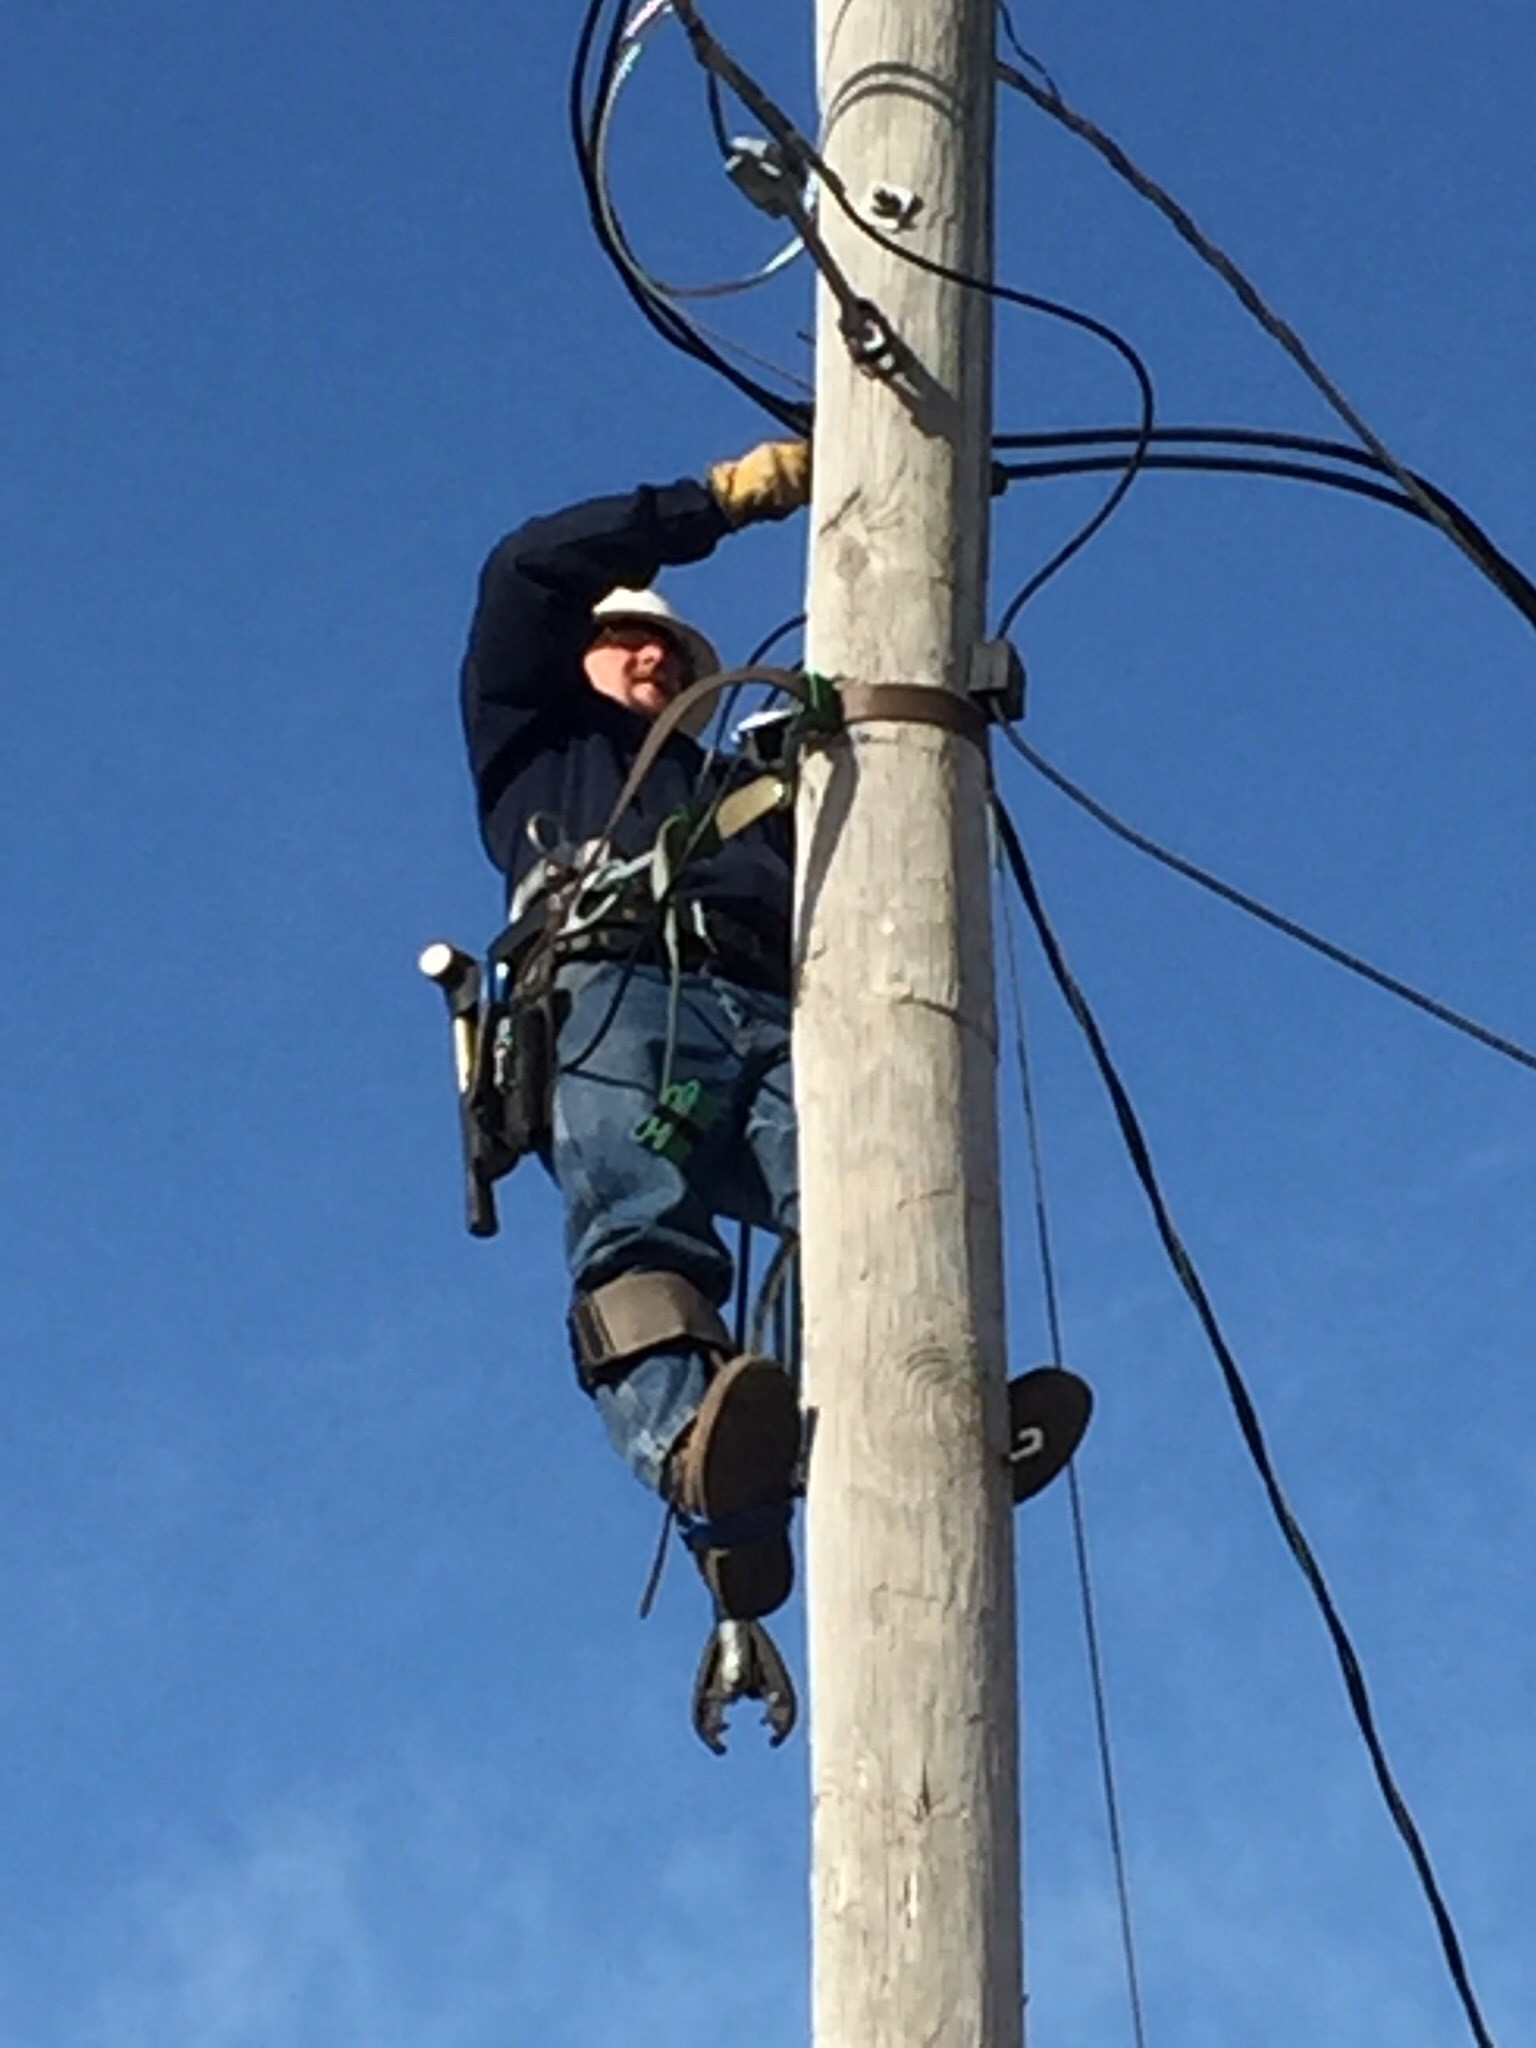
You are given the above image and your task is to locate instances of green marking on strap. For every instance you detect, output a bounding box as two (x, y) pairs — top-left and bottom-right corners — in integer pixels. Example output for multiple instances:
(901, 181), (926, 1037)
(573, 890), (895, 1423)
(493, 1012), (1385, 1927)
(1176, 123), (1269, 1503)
(799, 670), (845, 734)
(634, 1078), (723, 1164)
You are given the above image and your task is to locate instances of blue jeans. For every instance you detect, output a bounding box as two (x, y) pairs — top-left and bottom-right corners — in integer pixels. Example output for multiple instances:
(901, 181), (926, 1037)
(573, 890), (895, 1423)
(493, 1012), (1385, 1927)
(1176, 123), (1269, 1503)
(546, 957), (798, 1491)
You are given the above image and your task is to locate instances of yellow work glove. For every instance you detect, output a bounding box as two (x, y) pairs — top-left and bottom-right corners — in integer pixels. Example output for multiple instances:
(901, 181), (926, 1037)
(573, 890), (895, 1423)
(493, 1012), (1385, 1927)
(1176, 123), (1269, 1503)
(706, 438), (811, 529)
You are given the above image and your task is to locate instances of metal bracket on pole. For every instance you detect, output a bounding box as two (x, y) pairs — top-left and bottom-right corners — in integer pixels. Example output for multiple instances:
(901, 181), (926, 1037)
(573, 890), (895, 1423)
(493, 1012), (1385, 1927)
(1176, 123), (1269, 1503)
(723, 133), (899, 379)
(969, 638), (1027, 724)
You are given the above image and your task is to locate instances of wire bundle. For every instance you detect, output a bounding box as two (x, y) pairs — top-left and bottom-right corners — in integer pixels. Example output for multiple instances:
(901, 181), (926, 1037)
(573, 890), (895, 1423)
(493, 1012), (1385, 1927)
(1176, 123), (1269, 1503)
(570, 0), (811, 429)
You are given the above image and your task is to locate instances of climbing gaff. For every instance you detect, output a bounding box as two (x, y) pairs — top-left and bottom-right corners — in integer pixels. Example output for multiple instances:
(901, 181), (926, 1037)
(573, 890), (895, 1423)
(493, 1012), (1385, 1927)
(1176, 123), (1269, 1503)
(1006, 1366), (1094, 1503)
(691, 1618), (797, 1754)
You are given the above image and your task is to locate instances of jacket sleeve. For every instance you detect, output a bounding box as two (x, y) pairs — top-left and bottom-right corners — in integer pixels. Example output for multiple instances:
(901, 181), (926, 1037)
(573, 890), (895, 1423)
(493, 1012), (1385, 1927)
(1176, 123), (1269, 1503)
(460, 478), (731, 823)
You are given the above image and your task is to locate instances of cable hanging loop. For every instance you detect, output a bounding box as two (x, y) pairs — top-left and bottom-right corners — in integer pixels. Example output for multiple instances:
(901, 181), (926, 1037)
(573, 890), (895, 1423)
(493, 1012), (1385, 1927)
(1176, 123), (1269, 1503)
(570, 0), (809, 431)
(598, 7), (806, 301)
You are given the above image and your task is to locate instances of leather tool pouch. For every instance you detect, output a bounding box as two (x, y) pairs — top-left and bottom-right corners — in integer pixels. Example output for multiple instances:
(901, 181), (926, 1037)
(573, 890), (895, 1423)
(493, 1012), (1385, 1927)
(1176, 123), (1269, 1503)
(470, 971), (557, 1176)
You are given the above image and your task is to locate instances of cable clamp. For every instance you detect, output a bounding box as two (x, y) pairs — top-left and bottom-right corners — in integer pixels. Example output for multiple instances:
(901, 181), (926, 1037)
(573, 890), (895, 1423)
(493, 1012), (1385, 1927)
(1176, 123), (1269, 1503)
(840, 298), (901, 376)
(799, 669), (844, 733)
(968, 639), (1027, 724)
(724, 136), (807, 220)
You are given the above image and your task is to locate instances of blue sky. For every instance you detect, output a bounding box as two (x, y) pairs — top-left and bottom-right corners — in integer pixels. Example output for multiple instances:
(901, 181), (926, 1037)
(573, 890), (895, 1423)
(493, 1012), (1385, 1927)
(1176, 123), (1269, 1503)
(4, 1), (1533, 2043)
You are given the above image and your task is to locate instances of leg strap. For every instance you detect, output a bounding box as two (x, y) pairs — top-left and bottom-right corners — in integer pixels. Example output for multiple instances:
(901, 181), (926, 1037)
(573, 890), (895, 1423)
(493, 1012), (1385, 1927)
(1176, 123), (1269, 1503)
(569, 1271), (731, 1393)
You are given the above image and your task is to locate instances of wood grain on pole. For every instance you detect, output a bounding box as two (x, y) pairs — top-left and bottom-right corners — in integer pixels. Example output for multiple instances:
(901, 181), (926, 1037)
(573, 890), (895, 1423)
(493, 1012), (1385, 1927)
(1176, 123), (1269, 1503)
(797, 1), (1020, 2045)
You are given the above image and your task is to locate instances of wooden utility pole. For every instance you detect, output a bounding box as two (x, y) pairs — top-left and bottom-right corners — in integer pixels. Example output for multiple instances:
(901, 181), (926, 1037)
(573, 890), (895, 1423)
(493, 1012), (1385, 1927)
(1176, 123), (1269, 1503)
(795, 0), (1018, 2043)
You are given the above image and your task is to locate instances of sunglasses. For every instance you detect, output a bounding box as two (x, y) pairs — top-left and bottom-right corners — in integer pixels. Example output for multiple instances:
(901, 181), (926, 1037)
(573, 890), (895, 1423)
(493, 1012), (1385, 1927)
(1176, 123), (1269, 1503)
(589, 622), (693, 677)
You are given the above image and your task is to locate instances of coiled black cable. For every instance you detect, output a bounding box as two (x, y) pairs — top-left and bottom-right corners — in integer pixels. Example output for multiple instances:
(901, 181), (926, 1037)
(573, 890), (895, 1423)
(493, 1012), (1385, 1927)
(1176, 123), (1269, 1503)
(570, 0), (810, 432)
(662, 0), (1159, 615)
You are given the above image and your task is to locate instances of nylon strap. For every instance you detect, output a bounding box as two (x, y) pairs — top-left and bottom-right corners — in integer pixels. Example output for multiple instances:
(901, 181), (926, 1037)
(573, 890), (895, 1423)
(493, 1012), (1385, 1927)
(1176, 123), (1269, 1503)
(676, 1500), (795, 1554)
(714, 773), (791, 841)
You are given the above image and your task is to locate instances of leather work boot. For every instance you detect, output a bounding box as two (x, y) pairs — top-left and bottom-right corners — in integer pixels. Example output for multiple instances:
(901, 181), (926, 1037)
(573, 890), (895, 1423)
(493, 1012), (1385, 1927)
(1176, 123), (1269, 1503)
(668, 1355), (800, 1620)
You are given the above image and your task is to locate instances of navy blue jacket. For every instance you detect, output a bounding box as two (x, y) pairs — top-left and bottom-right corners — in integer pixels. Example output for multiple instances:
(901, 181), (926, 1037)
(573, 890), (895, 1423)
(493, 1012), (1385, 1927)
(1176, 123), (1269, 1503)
(461, 478), (792, 954)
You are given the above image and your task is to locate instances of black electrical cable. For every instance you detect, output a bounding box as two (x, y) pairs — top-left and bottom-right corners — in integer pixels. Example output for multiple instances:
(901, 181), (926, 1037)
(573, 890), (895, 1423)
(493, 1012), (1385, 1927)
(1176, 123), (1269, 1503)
(577, 0), (755, 377)
(990, 794), (1498, 2048)
(702, 612), (806, 752)
(747, 612), (804, 667)
(999, 447), (1419, 514)
(991, 319), (1153, 625)
(992, 426), (1536, 629)
(748, 1228), (800, 1362)
(996, 0), (1059, 95)
(664, 0), (1158, 618)
(997, 859), (1151, 2048)
(589, 26), (816, 391)
(570, 0), (809, 432)
(704, 63), (731, 158)
(576, 0), (798, 423)
(573, 0), (707, 366)
(999, 725), (1536, 1080)
(733, 1217), (754, 1353)
(998, 423), (1428, 468)
(994, 53), (1532, 638)
(584, 5), (808, 411)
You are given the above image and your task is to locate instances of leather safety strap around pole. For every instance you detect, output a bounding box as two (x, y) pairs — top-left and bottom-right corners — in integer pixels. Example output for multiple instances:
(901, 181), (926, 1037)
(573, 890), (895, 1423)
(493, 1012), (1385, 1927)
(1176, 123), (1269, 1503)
(591, 666), (988, 869)
(836, 681), (990, 749)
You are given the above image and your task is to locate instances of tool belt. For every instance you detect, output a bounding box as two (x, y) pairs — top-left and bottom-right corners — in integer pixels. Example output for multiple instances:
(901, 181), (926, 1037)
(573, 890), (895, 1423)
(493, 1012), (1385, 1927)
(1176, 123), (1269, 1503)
(496, 890), (791, 1000)
(421, 884), (789, 1236)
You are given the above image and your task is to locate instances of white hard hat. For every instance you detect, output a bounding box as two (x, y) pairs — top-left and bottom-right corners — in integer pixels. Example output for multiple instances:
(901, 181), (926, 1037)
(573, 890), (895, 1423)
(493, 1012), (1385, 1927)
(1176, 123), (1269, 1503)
(589, 585), (722, 734)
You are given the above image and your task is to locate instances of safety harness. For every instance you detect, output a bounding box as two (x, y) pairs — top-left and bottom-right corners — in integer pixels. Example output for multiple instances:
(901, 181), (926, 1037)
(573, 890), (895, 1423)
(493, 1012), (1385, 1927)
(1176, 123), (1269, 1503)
(421, 662), (816, 1236)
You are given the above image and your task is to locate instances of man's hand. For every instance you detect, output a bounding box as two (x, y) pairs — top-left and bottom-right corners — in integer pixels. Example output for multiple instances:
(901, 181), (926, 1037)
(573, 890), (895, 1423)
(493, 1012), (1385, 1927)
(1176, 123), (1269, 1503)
(707, 439), (811, 529)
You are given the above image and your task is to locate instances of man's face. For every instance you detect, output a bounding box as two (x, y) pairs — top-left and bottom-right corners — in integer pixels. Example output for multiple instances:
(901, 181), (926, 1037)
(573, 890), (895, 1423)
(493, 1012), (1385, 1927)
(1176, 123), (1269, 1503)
(583, 622), (689, 720)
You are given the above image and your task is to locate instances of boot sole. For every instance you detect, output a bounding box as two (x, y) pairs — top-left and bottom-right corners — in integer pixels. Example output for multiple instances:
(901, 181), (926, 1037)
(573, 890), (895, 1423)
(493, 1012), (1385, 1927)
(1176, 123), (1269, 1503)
(679, 1356), (800, 1620)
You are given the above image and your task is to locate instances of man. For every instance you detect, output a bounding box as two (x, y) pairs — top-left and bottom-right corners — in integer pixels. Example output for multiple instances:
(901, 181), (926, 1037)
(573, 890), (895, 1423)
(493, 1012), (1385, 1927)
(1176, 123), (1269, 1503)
(460, 438), (810, 1621)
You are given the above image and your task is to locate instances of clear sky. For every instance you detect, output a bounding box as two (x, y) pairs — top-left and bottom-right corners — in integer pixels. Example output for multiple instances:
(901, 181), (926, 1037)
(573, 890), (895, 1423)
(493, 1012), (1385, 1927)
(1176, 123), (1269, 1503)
(4, 2), (1533, 2043)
